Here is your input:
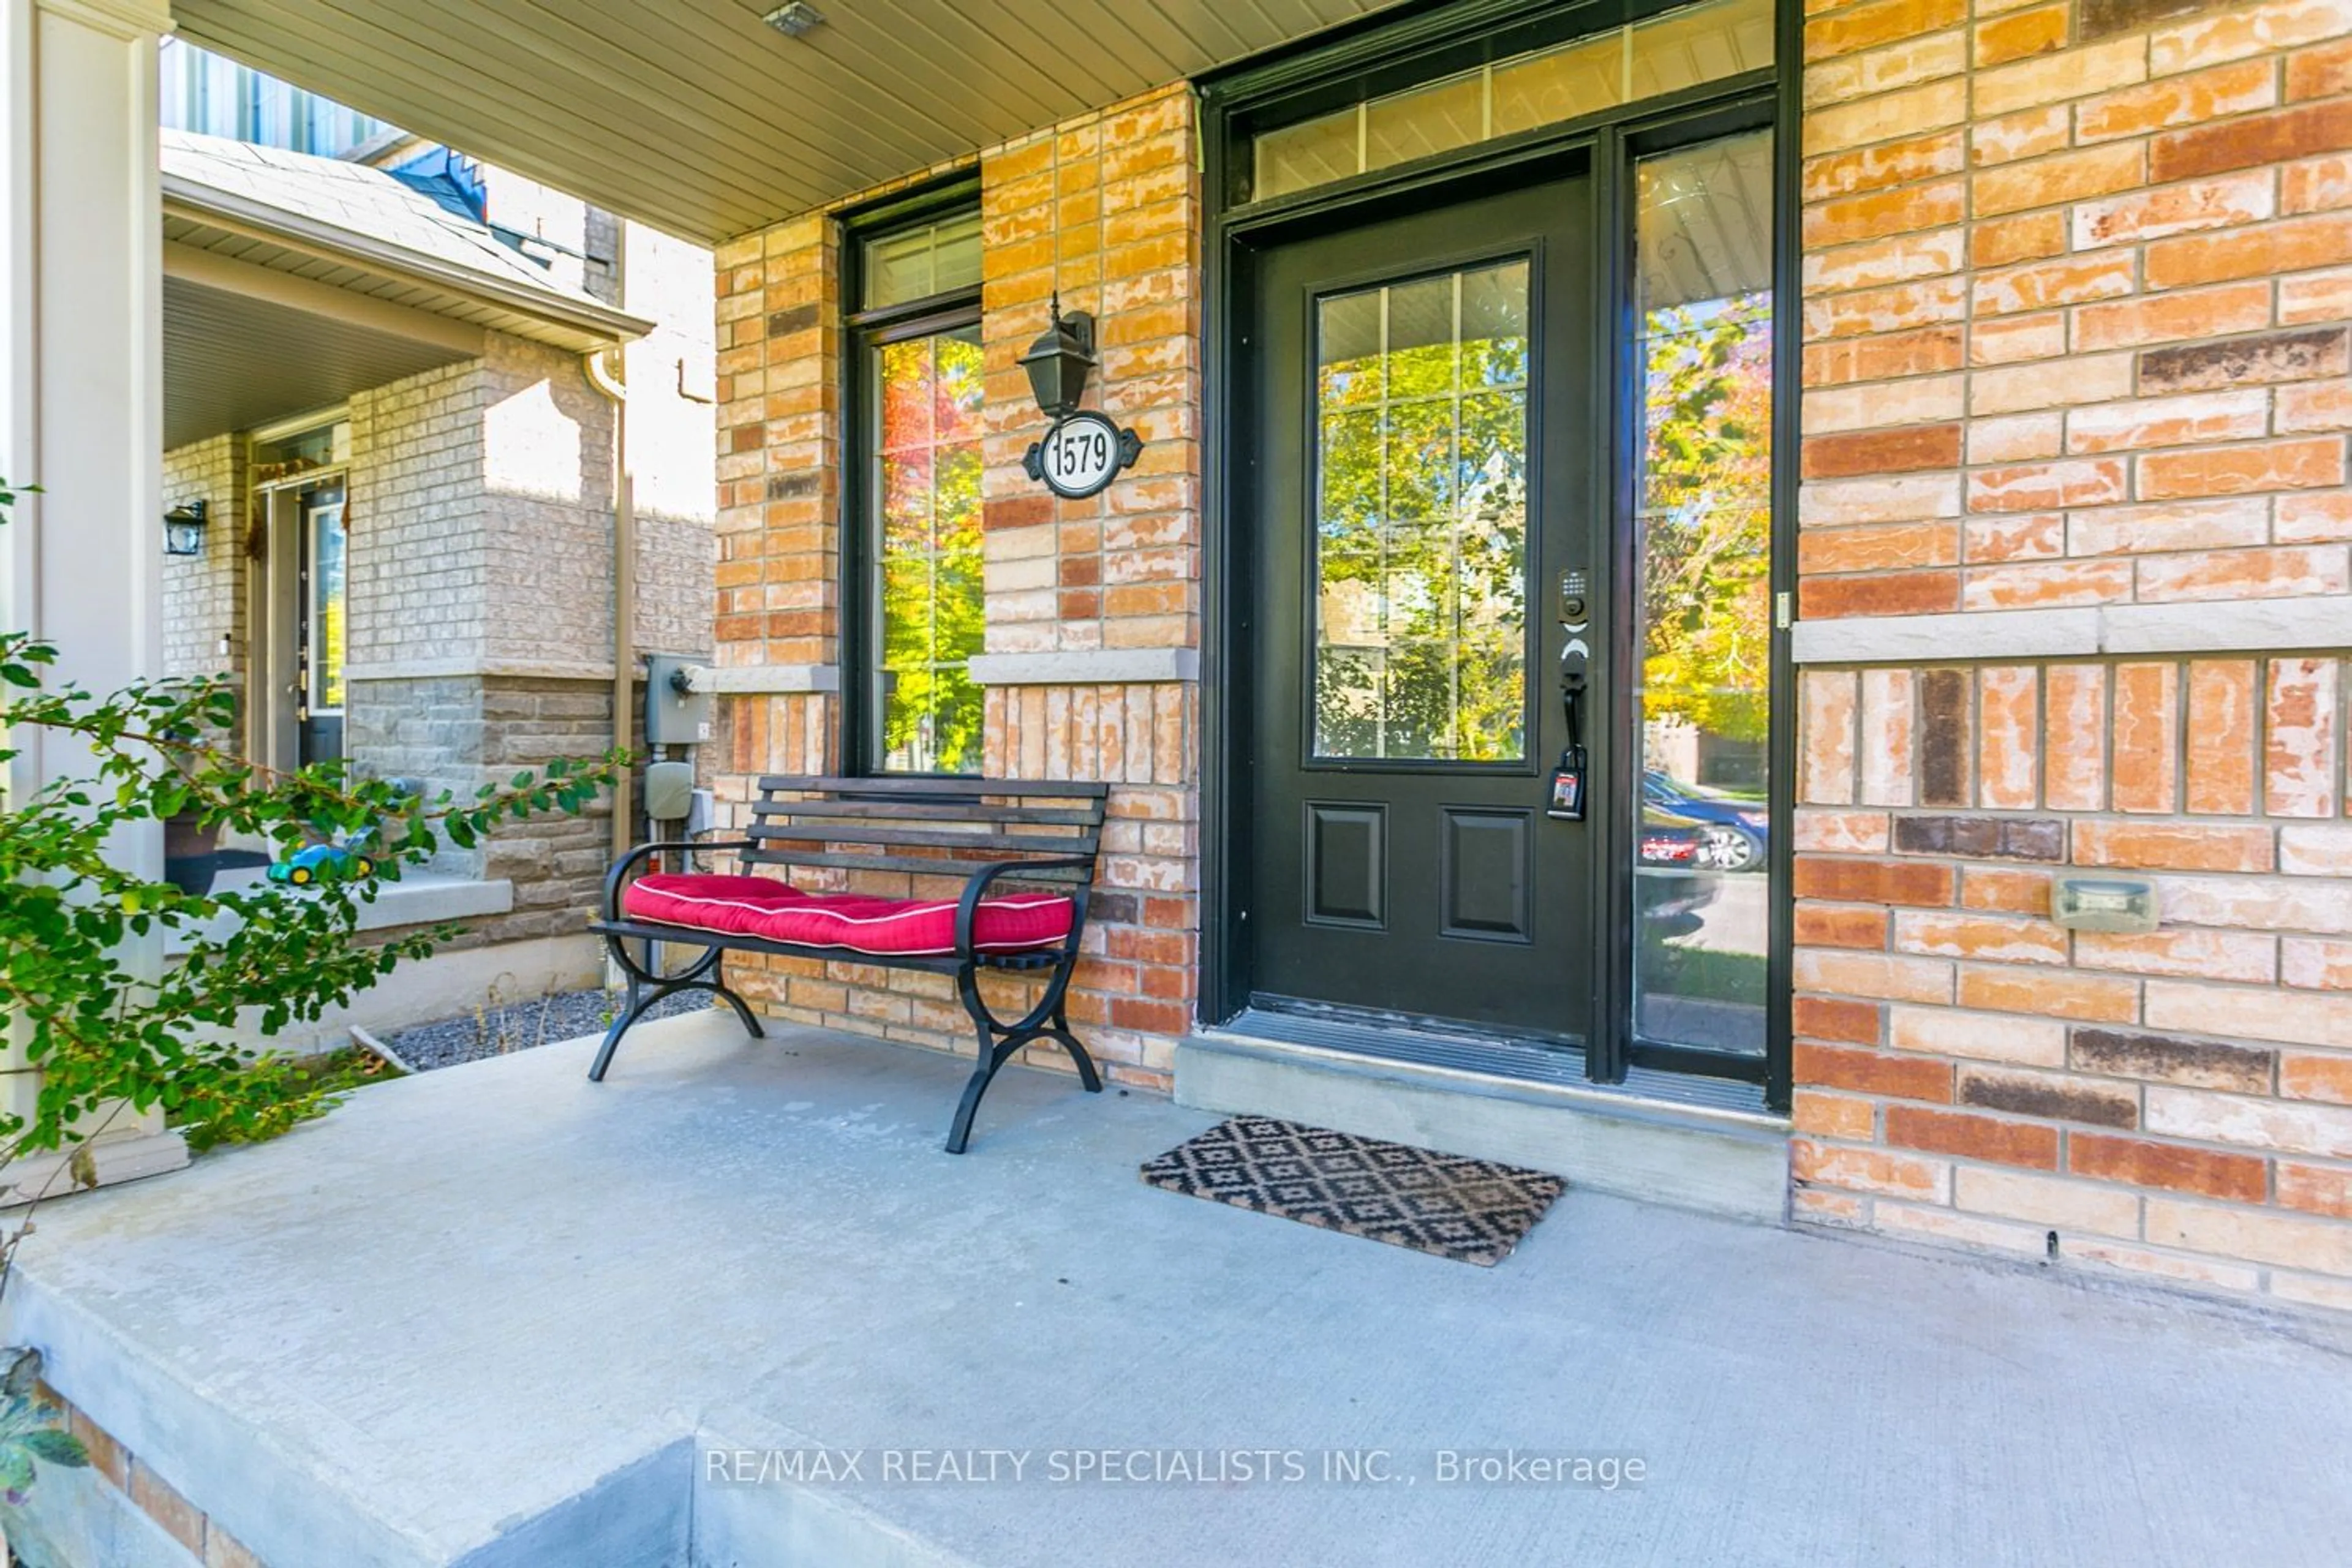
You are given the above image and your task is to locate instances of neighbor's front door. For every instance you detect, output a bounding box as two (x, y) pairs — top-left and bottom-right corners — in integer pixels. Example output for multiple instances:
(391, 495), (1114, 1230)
(1248, 172), (1602, 1044)
(296, 480), (346, 767)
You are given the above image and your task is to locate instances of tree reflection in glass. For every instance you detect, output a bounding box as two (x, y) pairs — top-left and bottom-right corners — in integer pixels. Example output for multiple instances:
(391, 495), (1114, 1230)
(1313, 262), (1529, 763)
(1630, 130), (1774, 1057)
(875, 326), (985, 774)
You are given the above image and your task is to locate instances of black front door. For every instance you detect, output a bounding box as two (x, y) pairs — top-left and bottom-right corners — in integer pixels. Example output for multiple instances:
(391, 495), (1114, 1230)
(1247, 171), (1600, 1044)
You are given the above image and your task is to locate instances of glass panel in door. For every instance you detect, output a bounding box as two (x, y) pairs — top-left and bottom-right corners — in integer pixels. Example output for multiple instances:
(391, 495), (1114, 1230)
(298, 483), (347, 767)
(1311, 263), (1529, 764)
(1627, 130), (1775, 1058)
(307, 496), (345, 715)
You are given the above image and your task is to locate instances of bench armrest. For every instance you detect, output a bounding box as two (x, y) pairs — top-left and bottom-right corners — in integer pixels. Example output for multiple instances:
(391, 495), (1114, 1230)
(954, 856), (1097, 960)
(603, 840), (758, 923)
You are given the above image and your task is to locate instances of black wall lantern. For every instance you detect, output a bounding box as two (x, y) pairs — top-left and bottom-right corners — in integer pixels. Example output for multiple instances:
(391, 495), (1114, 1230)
(1019, 293), (1143, 502)
(163, 499), (208, 557)
(1018, 295), (1097, 418)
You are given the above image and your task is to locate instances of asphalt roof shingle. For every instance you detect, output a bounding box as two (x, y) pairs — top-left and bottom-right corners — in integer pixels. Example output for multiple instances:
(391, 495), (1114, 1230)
(160, 129), (609, 312)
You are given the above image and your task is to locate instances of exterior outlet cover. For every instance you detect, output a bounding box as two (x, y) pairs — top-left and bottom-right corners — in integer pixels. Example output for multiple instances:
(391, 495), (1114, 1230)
(2051, 877), (2159, 933)
(643, 760), (696, 821)
(644, 654), (714, 745)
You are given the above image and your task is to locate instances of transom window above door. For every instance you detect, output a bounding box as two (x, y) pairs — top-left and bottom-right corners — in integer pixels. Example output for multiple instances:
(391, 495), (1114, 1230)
(1249, 0), (1773, 201)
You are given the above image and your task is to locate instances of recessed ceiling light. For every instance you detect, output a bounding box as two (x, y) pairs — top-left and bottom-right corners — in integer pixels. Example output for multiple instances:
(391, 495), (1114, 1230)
(762, 2), (825, 38)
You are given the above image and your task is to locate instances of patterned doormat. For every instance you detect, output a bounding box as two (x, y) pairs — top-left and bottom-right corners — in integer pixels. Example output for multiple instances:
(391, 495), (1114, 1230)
(1139, 1117), (1565, 1267)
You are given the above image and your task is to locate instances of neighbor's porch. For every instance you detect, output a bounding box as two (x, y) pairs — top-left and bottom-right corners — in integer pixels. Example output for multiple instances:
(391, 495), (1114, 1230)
(4, 1011), (2347, 1568)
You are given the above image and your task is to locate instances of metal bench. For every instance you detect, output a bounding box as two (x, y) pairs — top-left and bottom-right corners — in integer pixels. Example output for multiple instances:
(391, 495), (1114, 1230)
(587, 774), (1109, 1152)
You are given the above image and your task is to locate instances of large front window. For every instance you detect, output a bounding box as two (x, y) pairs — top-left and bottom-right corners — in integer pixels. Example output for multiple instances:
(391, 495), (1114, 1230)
(872, 325), (984, 774)
(854, 200), (986, 775)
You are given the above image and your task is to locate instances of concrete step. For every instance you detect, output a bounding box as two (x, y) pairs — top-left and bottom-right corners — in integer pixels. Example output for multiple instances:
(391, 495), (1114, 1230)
(1175, 1028), (1790, 1224)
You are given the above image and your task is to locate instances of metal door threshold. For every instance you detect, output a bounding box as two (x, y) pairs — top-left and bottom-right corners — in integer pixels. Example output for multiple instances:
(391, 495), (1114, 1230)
(1219, 1004), (1771, 1118)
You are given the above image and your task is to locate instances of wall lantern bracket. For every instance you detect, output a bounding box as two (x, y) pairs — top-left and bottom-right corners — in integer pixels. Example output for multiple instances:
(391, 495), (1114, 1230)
(1018, 294), (1098, 419)
(163, 499), (208, 557)
(1019, 294), (1142, 500)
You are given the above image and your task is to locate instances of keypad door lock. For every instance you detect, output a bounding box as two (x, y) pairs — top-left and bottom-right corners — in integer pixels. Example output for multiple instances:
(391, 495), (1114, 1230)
(1558, 568), (1588, 625)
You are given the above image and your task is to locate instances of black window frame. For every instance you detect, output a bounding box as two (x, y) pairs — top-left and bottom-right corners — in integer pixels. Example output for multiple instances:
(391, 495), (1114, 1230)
(840, 175), (987, 778)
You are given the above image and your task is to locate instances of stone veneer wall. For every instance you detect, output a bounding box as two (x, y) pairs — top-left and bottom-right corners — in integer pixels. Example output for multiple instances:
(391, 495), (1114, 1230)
(707, 83), (1201, 1089)
(340, 674), (618, 943)
(1794, 0), (2352, 1306)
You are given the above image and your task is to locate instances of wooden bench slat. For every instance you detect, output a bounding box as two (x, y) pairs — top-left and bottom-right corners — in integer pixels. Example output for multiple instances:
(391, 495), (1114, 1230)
(755, 774), (1109, 801)
(750, 798), (1102, 827)
(746, 822), (1098, 854)
(737, 848), (1093, 879)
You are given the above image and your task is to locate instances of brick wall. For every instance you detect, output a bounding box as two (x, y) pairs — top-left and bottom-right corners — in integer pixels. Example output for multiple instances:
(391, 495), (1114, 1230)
(1796, 0), (2352, 1307)
(480, 676), (623, 942)
(1799, 0), (2352, 620)
(478, 333), (619, 673)
(974, 92), (1200, 662)
(37, 1381), (265, 1566)
(345, 675), (491, 878)
(706, 84), (1202, 1088)
(349, 357), (491, 673)
(160, 434), (245, 683)
(1792, 656), (2352, 1305)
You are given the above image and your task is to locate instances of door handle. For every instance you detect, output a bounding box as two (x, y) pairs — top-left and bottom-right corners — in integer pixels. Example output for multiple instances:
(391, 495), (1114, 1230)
(1549, 567), (1591, 823)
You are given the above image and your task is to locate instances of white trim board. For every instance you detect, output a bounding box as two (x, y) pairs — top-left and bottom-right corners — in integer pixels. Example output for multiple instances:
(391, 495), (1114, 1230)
(687, 663), (840, 695)
(1793, 599), (2352, 665)
(345, 658), (618, 682)
(965, 648), (1200, 685)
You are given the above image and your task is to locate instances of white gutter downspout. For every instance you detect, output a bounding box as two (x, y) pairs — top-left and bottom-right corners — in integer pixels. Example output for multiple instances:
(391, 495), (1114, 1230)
(584, 336), (633, 862)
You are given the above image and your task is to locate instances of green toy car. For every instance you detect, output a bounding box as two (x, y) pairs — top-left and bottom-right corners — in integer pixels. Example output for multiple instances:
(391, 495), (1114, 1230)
(266, 839), (379, 887)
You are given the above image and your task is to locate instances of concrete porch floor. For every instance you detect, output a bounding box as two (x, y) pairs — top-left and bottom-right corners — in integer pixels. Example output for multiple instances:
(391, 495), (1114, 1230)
(6, 1012), (2350, 1568)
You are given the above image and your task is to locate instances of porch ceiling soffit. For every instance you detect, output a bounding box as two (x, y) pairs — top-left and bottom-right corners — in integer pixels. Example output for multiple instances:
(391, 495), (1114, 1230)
(164, 0), (1395, 244)
(164, 271), (471, 447)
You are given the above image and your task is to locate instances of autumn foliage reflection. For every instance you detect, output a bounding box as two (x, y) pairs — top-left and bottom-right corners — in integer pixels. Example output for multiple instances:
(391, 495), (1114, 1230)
(876, 328), (985, 774)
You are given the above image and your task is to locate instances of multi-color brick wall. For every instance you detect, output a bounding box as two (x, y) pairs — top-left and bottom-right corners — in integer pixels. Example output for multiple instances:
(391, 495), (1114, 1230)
(707, 85), (1202, 1091)
(1795, 0), (2352, 1306)
(698, 5), (2352, 1308)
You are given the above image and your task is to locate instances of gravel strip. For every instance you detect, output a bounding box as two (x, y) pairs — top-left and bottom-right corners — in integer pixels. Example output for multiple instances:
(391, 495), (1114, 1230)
(389, 987), (707, 1072)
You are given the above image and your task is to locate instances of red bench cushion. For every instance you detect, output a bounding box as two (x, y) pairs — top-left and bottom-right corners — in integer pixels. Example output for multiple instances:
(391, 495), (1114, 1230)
(620, 872), (1073, 957)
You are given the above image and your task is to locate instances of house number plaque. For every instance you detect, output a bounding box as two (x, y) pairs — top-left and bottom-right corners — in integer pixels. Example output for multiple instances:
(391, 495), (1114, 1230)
(1024, 410), (1144, 501)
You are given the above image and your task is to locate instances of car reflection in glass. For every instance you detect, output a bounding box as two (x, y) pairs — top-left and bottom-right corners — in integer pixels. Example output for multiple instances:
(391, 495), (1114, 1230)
(1642, 769), (1767, 873)
(1636, 802), (1717, 940)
